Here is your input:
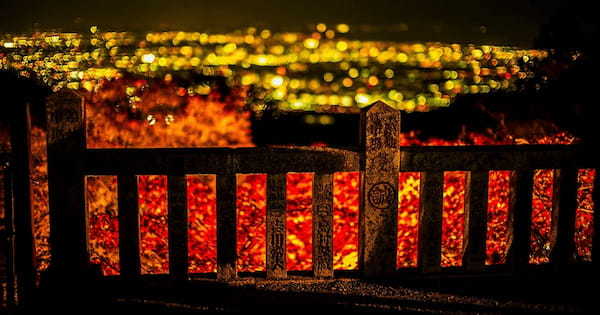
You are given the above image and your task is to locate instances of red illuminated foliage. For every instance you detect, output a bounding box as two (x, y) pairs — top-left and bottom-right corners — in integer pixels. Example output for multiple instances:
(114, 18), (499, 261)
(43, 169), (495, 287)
(187, 175), (217, 273)
(31, 127), (50, 273)
(85, 78), (253, 148)
(333, 172), (360, 270)
(441, 171), (467, 267)
(138, 175), (169, 274)
(397, 172), (420, 268)
(529, 169), (555, 264)
(236, 174), (267, 272)
(286, 173), (313, 271)
(20, 77), (593, 274)
(575, 169), (595, 262)
(486, 170), (513, 265)
(86, 176), (120, 276)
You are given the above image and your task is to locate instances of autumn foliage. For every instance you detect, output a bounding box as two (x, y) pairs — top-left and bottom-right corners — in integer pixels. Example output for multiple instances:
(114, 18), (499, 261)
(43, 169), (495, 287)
(20, 78), (596, 276)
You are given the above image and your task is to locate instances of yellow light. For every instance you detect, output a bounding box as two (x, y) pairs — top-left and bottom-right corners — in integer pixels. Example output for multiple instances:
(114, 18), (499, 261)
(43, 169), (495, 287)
(260, 29), (271, 39)
(83, 81), (94, 92)
(404, 100), (416, 111)
(289, 79), (300, 89)
(141, 53), (155, 64)
(314, 95), (326, 105)
(342, 78), (353, 88)
(291, 101), (304, 110)
(90, 26), (98, 34)
(316, 23), (327, 33)
(336, 24), (350, 33)
(336, 41), (348, 51)
(241, 74), (257, 85)
(348, 68), (359, 78)
(244, 35), (255, 44)
(271, 75), (284, 87)
(388, 90), (403, 102)
(323, 72), (334, 82)
(355, 93), (370, 105)
(272, 88), (286, 100)
(369, 47), (380, 57)
(304, 38), (319, 49)
(319, 115), (334, 125)
(190, 57), (201, 67)
(397, 53), (408, 63)
(412, 44), (425, 53)
(368, 76), (379, 86)
(67, 82), (80, 90)
(341, 96), (353, 106)
(308, 79), (320, 90)
(256, 55), (268, 65)
(384, 69), (394, 78)
(305, 115), (317, 124)
(328, 95), (340, 105)
(180, 46), (193, 57)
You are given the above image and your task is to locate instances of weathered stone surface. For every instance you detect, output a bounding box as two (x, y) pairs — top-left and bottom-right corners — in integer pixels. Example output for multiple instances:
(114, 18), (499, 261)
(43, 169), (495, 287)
(313, 173), (333, 278)
(216, 173), (237, 281)
(464, 171), (488, 271)
(46, 90), (85, 146)
(550, 169), (577, 269)
(360, 101), (400, 277)
(117, 174), (141, 277)
(83, 144), (600, 176)
(507, 170), (533, 272)
(45, 90), (90, 276)
(85, 146), (360, 175)
(266, 173), (287, 279)
(168, 174), (188, 279)
(400, 145), (598, 171)
(419, 171), (443, 273)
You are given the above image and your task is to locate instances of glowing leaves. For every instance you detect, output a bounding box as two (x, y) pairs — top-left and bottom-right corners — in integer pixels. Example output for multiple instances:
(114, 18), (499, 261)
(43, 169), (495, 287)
(333, 172), (359, 270)
(529, 169), (556, 264)
(485, 171), (512, 265)
(138, 175), (169, 274)
(187, 175), (217, 273)
(441, 171), (468, 267)
(86, 175), (120, 276)
(236, 174), (267, 272)
(397, 172), (420, 268)
(575, 169), (595, 262)
(286, 173), (313, 271)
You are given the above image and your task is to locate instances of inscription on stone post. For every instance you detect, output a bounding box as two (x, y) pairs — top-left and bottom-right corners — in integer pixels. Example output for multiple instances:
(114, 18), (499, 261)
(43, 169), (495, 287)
(360, 101), (400, 277)
(267, 173), (287, 278)
(46, 91), (85, 146)
(313, 173), (333, 278)
(46, 90), (90, 276)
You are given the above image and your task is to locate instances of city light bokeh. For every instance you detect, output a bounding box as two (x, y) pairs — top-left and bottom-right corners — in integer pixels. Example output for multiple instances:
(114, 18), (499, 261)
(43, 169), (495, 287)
(2, 25), (555, 117)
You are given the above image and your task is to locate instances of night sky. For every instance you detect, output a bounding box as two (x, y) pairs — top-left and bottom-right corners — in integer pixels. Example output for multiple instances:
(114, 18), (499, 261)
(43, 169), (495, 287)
(0, 0), (592, 47)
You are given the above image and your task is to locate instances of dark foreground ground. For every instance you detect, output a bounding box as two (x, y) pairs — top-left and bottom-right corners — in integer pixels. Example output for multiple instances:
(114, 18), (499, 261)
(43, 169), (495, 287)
(11, 269), (598, 314)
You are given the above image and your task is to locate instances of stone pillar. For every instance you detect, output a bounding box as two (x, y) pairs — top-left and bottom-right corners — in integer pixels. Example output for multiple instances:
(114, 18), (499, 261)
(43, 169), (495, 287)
(360, 101), (400, 277)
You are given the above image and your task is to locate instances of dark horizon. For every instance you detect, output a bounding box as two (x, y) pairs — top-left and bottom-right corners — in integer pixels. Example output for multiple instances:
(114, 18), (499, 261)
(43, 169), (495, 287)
(0, 0), (591, 47)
